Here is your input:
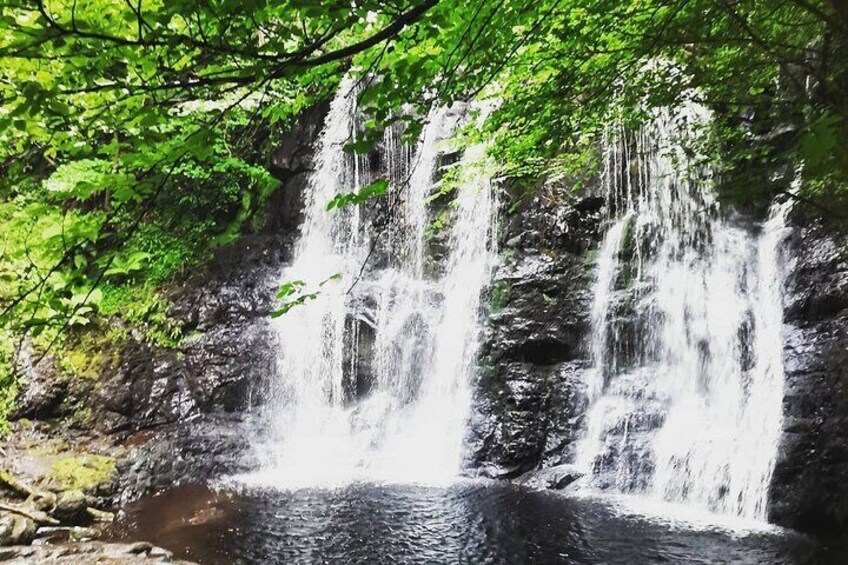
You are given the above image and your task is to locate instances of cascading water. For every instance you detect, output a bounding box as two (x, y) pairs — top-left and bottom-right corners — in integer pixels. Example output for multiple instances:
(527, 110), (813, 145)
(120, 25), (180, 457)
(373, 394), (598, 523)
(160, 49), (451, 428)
(576, 101), (793, 521)
(243, 81), (497, 488)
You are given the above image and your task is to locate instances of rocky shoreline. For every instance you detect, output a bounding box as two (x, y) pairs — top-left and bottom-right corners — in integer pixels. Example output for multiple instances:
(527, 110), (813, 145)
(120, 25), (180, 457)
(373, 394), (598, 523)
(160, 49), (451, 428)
(0, 541), (196, 564)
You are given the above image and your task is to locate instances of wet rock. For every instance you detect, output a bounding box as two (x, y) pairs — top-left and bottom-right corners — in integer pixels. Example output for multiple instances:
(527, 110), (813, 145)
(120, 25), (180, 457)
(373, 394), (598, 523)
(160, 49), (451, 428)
(0, 541), (197, 564)
(516, 464), (584, 490)
(182, 323), (275, 412)
(769, 219), (848, 536)
(52, 490), (95, 525)
(469, 360), (589, 475)
(117, 415), (256, 503)
(269, 102), (328, 182)
(342, 313), (377, 403)
(483, 254), (593, 366)
(97, 342), (194, 433)
(469, 185), (601, 475)
(9, 354), (67, 421)
(477, 462), (528, 480)
(0, 512), (36, 546)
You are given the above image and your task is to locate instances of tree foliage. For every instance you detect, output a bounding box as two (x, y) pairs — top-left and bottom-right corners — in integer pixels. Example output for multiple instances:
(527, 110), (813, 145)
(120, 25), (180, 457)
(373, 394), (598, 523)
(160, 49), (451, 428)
(0, 0), (845, 391)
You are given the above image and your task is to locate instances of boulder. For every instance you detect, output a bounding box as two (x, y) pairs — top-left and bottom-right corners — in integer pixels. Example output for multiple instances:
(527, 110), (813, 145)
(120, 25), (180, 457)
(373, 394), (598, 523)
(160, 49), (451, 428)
(52, 490), (95, 525)
(9, 353), (68, 421)
(0, 512), (36, 546)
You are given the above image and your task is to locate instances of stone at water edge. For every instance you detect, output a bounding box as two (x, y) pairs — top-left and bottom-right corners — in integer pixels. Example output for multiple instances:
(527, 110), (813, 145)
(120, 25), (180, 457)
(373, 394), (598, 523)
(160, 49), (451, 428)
(0, 512), (36, 546)
(52, 490), (96, 525)
(31, 490), (58, 513)
(0, 541), (199, 564)
(68, 526), (98, 542)
(515, 464), (585, 491)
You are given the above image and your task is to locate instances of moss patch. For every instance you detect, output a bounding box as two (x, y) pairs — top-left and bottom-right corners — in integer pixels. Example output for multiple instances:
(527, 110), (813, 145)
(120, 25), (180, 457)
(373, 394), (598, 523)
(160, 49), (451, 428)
(0, 328), (17, 435)
(57, 326), (128, 382)
(489, 280), (512, 313)
(50, 454), (116, 491)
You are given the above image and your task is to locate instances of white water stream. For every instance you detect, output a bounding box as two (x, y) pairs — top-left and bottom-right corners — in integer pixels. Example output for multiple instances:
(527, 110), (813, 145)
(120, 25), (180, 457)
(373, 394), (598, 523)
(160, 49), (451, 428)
(243, 80), (497, 489)
(577, 102), (793, 521)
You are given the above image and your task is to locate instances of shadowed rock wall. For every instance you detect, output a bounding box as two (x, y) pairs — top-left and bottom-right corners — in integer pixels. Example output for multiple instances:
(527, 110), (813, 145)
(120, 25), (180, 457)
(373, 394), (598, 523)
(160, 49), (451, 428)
(770, 217), (848, 536)
(467, 183), (601, 479)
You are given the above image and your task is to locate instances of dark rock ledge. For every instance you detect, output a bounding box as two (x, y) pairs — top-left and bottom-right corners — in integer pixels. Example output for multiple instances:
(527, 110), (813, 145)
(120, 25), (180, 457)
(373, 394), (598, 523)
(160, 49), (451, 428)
(769, 217), (848, 536)
(466, 180), (602, 479)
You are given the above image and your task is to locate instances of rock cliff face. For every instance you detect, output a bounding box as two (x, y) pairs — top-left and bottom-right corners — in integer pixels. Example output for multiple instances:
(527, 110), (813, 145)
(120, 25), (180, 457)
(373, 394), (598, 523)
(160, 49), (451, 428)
(467, 183), (602, 479)
(769, 217), (848, 536)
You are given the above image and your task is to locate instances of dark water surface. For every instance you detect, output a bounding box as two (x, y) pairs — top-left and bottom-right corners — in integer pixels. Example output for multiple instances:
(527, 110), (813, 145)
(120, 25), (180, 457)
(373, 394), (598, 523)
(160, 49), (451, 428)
(108, 482), (844, 564)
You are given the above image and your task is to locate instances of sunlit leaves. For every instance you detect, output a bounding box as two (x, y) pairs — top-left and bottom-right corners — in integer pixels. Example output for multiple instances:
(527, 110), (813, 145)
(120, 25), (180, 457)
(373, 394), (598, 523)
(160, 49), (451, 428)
(326, 178), (388, 211)
(102, 251), (152, 278)
(43, 159), (138, 204)
(271, 274), (342, 317)
(0, 0), (844, 361)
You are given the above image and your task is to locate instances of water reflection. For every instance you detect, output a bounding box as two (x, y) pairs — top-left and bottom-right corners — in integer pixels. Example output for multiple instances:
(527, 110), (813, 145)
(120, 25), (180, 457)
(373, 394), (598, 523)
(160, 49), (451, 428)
(108, 482), (842, 565)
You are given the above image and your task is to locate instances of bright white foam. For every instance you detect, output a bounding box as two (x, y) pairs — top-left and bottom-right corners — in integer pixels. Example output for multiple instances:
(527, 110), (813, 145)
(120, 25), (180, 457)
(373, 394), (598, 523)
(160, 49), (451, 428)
(567, 490), (787, 536)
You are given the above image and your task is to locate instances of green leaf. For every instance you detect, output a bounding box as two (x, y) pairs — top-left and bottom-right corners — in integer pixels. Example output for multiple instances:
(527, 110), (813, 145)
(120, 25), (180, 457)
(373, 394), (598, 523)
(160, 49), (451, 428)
(276, 279), (306, 299)
(326, 178), (389, 211)
(799, 112), (839, 170)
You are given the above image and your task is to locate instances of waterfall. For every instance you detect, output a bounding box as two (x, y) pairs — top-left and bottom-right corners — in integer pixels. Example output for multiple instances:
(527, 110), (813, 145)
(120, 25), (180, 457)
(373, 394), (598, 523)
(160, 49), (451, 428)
(244, 81), (497, 488)
(577, 102), (792, 521)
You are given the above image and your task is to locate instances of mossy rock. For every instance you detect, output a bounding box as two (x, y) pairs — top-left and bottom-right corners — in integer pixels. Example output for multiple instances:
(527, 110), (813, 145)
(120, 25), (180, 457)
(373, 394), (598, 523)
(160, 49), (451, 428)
(50, 454), (116, 492)
(53, 489), (95, 525)
(57, 326), (128, 382)
(489, 280), (512, 313)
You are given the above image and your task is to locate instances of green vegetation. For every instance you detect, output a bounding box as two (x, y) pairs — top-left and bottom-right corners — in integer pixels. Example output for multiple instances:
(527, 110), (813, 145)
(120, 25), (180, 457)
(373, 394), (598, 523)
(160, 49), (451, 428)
(489, 281), (512, 313)
(50, 453), (116, 491)
(0, 328), (16, 432)
(0, 0), (846, 426)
